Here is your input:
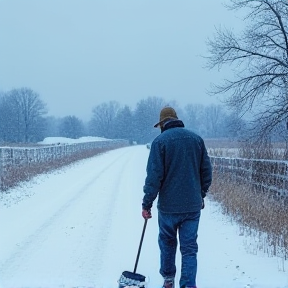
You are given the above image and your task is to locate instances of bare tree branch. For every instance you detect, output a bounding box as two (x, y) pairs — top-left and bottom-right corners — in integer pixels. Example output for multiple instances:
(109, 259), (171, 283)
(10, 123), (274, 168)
(206, 0), (288, 139)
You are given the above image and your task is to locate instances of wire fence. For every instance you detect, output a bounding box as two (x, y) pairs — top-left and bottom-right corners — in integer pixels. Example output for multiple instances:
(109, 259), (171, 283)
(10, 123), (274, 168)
(210, 156), (288, 198)
(1, 144), (286, 197)
(0, 140), (129, 190)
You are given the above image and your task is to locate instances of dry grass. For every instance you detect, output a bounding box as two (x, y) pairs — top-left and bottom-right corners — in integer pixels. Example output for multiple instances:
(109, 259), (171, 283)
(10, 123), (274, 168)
(238, 141), (288, 160)
(210, 170), (288, 269)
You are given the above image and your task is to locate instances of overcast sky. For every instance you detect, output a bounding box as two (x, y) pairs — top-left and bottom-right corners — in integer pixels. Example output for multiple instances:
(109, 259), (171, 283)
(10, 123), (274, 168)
(0, 0), (244, 121)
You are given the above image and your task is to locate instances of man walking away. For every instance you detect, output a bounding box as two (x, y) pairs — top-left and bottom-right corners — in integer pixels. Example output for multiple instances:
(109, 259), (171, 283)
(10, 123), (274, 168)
(142, 107), (212, 288)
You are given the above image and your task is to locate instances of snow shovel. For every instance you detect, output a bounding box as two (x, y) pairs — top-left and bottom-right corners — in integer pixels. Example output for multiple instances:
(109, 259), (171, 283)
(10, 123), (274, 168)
(118, 218), (148, 288)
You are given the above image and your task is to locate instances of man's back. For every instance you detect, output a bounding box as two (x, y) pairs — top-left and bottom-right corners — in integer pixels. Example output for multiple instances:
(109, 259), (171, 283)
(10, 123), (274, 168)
(144, 125), (212, 213)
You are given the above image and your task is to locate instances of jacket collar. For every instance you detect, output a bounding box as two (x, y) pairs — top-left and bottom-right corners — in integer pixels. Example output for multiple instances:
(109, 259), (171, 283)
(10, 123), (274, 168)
(161, 119), (185, 133)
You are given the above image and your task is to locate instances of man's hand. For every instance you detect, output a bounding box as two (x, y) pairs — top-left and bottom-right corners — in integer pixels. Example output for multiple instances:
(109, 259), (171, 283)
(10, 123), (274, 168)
(201, 199), (205, 209)
(142, 209), (152, 219)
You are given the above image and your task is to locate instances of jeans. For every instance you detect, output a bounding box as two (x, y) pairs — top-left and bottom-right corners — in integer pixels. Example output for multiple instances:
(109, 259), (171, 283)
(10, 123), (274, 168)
(158, 210), (201, 288)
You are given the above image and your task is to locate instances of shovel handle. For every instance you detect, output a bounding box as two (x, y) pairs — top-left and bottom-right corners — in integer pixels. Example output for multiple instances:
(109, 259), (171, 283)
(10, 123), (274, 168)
(133, 218), (148, 273)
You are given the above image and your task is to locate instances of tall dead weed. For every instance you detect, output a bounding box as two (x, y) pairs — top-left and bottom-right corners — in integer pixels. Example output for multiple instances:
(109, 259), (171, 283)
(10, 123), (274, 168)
(210, 171), (288, 271)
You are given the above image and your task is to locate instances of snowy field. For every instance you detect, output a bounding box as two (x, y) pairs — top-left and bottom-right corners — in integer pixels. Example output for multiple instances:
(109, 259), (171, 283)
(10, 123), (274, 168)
(0, 145), (287, 288)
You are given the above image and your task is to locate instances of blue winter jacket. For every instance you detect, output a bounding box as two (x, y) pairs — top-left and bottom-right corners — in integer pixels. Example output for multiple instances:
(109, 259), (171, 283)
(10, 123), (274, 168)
(142, 120), (212, 213)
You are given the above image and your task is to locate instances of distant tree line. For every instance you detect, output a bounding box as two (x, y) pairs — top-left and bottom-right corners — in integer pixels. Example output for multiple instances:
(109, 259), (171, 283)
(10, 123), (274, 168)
(1, 1), (287, 147)
(0, 87), (252, 144)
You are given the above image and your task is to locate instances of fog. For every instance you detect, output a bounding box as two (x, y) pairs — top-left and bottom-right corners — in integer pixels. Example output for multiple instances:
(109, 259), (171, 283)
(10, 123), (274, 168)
(0, 0), (244, 121)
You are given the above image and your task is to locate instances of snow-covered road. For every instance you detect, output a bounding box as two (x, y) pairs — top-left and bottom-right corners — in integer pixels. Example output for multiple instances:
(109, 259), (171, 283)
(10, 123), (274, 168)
(0, 146), (287, 288)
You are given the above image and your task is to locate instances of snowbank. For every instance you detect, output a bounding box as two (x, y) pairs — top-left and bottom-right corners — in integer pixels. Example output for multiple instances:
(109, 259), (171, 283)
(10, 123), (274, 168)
(38, 136), (112, 145)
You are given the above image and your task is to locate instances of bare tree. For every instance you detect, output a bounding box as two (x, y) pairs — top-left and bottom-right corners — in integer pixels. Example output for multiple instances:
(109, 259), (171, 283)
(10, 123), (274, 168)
(183, 104), (205, 135)
(89, 101), (120, 138)
(202, 104), (228, 138)
(0, 88), (47, 142)
(0, 94), (10, 142)
(206, 0), (288, 138)
(184, 104), (232, 138)
(59, 116), (84, 139)
(113, 105), (134, 141)
(133, 96), (166, 144)
(223, 109), (247, 140)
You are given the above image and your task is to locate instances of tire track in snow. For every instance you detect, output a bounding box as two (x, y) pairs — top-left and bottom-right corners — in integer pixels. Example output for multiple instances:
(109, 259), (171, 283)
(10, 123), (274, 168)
(95, 146), (152, 288)
(74, 151), (133, 284)
(0, 148), (133, 286)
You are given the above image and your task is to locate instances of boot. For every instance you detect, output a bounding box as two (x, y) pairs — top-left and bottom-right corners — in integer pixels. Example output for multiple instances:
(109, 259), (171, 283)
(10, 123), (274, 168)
(162, 277), (174, 288)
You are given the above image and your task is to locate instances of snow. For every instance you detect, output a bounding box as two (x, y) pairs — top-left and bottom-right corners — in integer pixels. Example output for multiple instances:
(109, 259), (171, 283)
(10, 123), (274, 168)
(0, 145), (287, 288)
(38, 136), (112, 145)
